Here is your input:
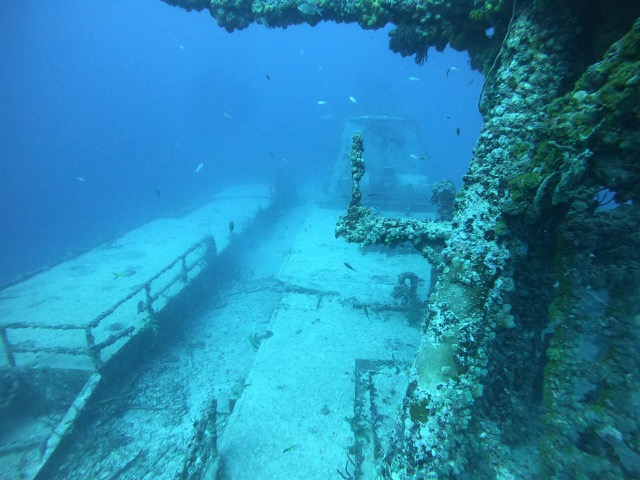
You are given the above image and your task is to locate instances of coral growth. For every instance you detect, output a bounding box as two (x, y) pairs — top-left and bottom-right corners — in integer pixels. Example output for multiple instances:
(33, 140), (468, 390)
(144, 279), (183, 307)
(160, 0), (640, 477)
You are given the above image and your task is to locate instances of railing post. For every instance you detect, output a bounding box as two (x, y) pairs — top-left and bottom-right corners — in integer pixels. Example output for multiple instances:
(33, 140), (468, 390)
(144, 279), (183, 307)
(0, 326), (16, 367)
(181, 256), (188, 283)
(85, 327), (100, 369)
(144, 283), (154, 315)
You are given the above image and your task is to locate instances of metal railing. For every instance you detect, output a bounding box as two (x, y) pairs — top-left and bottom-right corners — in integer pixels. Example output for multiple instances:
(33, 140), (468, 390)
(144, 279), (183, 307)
(0, 235), (216, 369)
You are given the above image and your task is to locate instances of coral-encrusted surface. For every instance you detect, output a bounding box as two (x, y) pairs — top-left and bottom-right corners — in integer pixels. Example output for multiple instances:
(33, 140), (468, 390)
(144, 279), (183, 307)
(161, 0), (512, 69)
(159, 0), (640, 478)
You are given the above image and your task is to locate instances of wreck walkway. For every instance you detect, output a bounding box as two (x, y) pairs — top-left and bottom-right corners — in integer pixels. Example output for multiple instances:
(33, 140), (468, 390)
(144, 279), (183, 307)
(0, 184), (273, 479)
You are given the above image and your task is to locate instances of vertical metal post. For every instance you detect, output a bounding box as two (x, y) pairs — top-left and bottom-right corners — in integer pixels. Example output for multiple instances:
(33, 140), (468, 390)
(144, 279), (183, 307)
(144, 283), (153, 315)
(85, 327), (100, 369)
(0, 327), (16, 367)
(181, 256), (188, 283)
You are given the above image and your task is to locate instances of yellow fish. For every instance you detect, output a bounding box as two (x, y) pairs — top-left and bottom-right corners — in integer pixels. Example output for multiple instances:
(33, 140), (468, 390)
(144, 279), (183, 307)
(112, 269), (136, 279)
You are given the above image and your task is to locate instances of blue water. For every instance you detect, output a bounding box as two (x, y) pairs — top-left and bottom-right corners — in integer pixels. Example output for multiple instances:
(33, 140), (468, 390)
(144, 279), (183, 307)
(0, 0), (482, 285)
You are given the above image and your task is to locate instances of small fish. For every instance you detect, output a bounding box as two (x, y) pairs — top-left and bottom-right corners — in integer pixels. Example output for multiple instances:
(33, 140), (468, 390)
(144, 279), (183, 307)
(349, 96), (357, 103)
(155, 186), (162, 197)
(468, 79), (474, 86)
(283, 444), (297, 453)
(195, 163), (204, 173)
(112, 269), (136, 280)
(223, 112), (232, 118)
(297, 3), (323, 16)
(456, 128), (461, 136)
(76, 176), (86, 182)
(362, 304), (370, 321)
(446, 66), (459, 77)
(366, 193), (376, 197)
(343, 262), (357, 272)
(229, 220), (235, 233)
(408, 76), (420, 81)
(266, 74), (271, 81)
(409, 154), (419, 160)
(420, 155), (431, 160)
(317, 100), (327, 105)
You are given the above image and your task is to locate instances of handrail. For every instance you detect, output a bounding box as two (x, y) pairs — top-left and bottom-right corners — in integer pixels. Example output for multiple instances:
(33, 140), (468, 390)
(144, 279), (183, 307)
(1, 235), (216, 369)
